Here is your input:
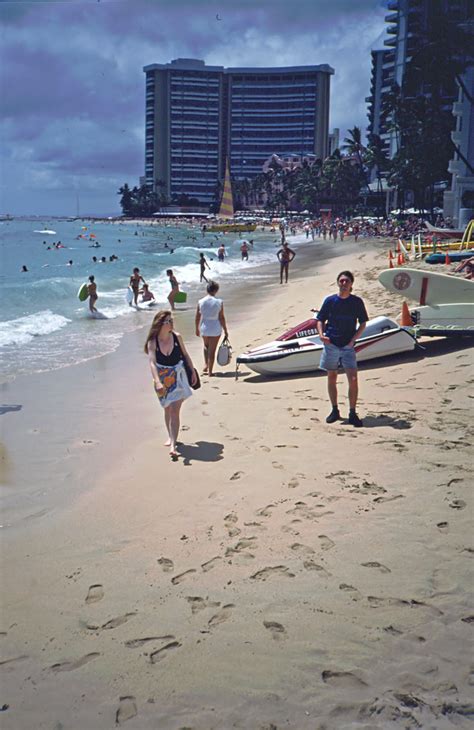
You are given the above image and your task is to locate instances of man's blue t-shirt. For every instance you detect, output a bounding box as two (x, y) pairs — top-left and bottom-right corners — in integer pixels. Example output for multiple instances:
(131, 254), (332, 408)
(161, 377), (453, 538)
(316, 294), (369, 347)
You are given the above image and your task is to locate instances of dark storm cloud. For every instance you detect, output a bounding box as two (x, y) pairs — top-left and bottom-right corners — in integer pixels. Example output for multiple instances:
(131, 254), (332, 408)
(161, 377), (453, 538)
(0, 0), (388, 215)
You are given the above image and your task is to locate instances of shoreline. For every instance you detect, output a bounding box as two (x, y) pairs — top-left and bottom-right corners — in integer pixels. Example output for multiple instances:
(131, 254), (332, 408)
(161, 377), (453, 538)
(1, 237), (472, 729)
(0, 234), (366, 527)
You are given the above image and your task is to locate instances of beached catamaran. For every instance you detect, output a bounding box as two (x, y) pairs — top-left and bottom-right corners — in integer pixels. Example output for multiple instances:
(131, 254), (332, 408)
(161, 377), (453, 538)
(207, 159), (256, 233)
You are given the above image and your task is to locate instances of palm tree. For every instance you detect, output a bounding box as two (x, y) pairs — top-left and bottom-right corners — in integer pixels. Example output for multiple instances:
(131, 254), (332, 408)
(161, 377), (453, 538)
(365, 134), (389, 193)
(294, 161), (322, 213)
(342, 126), (368, 190)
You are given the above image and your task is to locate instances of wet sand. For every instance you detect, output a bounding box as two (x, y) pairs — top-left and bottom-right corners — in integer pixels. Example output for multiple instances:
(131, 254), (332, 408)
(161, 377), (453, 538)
(1, 239), (472, 729)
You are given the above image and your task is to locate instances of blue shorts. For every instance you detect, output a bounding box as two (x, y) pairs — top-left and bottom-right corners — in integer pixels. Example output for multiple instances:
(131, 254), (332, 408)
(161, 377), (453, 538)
(320, 342), (357, 371)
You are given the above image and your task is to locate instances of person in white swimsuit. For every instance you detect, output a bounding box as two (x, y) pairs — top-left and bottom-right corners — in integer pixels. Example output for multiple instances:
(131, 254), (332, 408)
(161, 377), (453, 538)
(195, 280), (228, 376)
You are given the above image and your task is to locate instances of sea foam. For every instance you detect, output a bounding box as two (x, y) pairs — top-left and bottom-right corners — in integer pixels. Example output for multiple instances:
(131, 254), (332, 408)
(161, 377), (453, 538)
(0, 310), (71, 347)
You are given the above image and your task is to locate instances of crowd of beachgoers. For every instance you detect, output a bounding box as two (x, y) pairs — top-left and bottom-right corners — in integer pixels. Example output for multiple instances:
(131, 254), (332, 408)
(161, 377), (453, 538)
(99, 213), (440, 243)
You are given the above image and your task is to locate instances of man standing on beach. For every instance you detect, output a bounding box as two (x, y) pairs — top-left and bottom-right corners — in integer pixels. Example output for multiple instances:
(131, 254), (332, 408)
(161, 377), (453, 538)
(316, 271), (368, 427)
(277, 241), (296, 284)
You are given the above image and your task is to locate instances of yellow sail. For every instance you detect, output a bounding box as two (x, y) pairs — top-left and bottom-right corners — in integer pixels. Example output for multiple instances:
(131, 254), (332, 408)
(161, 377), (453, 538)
(218, 159), (234, 219)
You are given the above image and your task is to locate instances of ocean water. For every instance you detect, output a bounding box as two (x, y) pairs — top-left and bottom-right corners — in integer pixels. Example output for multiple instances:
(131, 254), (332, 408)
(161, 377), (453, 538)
(0, 218), (293, 380)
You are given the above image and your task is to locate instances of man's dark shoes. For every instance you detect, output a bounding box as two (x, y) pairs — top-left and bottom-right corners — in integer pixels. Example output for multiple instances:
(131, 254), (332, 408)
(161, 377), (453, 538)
(326, 407), (341, 424)
(348, 410), (363, 427)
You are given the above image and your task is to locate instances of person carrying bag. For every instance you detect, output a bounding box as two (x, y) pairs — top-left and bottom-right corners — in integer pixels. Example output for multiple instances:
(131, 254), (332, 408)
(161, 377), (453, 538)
(216, 335), (232, 366)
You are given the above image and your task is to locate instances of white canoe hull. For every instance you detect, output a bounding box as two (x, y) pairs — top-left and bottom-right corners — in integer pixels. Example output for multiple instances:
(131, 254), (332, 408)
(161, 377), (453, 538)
(237, 316), (416, 376)
(410, 303), (474, 336)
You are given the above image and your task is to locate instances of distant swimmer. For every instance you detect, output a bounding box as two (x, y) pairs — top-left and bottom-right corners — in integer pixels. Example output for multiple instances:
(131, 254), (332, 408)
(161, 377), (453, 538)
(21, 265), (28, 272)
(130, 267), (146, 307)
(217, 243), (226, 262)
(87, 275), (98, 313)
(199, 252), (210, 282)
(67, 260), (73, 266)
(240, 241), (249, 261)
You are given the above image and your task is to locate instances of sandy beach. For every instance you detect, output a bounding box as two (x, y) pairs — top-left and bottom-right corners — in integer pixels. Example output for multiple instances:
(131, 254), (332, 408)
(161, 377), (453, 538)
(1, 238), (473, 729)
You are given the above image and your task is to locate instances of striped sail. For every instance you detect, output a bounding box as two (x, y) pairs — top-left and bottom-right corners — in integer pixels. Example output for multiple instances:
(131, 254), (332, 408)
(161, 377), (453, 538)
(218, 159), (234, 219)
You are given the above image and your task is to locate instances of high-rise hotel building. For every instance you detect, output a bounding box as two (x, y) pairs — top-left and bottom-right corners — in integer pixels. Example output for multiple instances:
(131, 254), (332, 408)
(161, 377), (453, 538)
(144, 58), (334, 206)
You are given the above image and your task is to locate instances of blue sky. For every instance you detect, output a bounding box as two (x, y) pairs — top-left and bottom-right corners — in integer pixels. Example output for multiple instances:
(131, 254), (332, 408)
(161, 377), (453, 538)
(0, 0), (388, 216)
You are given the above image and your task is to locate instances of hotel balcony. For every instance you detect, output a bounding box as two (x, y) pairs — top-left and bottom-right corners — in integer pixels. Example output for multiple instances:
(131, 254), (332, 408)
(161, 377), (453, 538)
(384, 37), (397, 47)
(452, 102), (464, 115)
(387, 0), (398, 9)
(385, 12), (398, 22)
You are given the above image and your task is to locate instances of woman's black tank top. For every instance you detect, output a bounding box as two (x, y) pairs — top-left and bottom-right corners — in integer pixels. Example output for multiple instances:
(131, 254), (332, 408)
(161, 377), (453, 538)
(155, 332), (182, 366)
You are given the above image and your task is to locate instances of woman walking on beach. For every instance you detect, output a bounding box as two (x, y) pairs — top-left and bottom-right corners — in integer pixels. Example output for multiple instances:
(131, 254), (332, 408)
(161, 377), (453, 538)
(145, 310), (197, 459)
(166, 269), (179, 310)
(195, 281), (228, 377)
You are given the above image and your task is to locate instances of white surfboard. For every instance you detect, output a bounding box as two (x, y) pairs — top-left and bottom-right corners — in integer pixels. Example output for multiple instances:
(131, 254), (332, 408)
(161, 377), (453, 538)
(378, 268), (474, 306)
(125, 287), (134, 304)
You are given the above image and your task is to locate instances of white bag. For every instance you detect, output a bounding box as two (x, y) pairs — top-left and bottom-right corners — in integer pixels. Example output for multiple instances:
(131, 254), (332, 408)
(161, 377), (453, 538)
(217, 336), (232, 366)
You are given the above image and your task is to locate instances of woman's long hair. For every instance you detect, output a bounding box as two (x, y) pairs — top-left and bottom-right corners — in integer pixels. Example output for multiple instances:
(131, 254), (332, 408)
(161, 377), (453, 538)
(144, 310), (172, 353)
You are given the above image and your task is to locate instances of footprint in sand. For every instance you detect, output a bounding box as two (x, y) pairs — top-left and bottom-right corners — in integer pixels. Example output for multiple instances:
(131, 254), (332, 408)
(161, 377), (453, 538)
(125, 636), (174, 648)
(250, 566), (295, 581)
(115, 696), (137, 725)
(256, 504), (276, 518)
(157, 557), (174, 572)
(449, 499), (467, 510)
(437, 521), (449, 532)
(290, 543), (315, 557)
(263, 620), (287, 640)
(322, 670), (368, 688)
(225, 537), (257, 556)
(201, 556), (222, 572)
(149, 641), (181, 664)
(50, 652), (100, 673)
(272, 461), (284, 470)
(303, 561), (331, 577)
(224, 512), (241, 538)
(318, 535), (335, 551)
(208, 604), (235, 628)
(339, 583), (362, 601)
(85, 613), (136, 631)
(85, 584), (104, 604)
(171, 569), (197, 585)
(383, 625), (403, 635)
(373, 494), (404, 504)
(287, 478), (299, 489)
(230, 471), (244, 481)
(368, 596), (443, 615)
(259, 445), (271, 453)
(186, 596), (220, 614)
(361, 561), (391, 574)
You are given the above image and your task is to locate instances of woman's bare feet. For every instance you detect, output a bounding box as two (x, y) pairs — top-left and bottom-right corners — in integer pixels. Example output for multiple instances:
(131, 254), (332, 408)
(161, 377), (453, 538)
(169, 448), (178, 460)
(164, 438), (171, 447)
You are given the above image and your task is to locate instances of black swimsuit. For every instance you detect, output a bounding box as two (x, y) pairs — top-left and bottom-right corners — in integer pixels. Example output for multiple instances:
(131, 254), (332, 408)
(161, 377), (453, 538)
(155, 333), (182, 366)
